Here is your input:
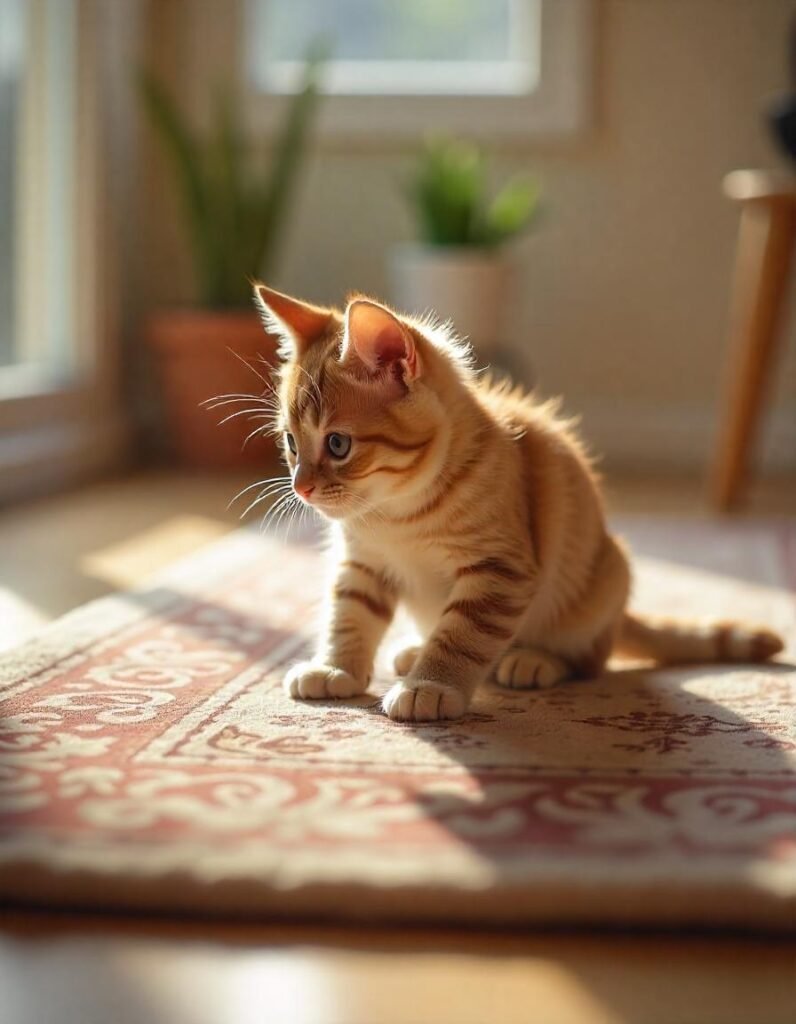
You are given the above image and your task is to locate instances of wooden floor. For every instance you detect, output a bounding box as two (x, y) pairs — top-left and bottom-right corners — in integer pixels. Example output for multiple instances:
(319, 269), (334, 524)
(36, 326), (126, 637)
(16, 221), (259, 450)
(3, 913), (794, 1024)
(1, 470), (794, 1024)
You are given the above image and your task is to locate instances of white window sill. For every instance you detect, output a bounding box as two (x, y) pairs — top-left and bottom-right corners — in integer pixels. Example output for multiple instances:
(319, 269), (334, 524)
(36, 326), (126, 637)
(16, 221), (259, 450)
(0, 364), (75, 402)
(0, 403), (129, 504)
(0, 373), (129, 504)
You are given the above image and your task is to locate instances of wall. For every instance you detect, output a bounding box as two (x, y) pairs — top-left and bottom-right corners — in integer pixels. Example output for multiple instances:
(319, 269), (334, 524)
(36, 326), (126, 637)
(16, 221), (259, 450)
(138, 0), (796, 472)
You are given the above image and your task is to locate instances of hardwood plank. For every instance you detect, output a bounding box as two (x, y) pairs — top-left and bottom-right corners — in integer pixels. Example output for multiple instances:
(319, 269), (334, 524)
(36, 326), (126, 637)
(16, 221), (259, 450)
(2, 913), (794, 1024)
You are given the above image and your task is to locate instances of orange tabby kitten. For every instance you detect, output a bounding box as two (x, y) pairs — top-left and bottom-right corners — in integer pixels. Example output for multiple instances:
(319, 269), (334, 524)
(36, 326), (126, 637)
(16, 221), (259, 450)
(253, 283), (783, 722)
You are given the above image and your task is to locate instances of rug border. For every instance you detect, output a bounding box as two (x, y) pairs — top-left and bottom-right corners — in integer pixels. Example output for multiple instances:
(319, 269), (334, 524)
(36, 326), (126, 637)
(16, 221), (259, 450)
(1, 859), (792, 933)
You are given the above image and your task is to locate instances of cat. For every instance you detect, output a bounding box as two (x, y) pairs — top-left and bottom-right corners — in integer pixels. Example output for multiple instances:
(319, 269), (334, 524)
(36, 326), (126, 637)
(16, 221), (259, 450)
(252, 282), (783, 722)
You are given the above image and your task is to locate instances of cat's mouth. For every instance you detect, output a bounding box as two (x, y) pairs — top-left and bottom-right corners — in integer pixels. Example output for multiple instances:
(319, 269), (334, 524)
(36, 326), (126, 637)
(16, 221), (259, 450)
(311, 489), (374, 522)
(299, 490), (349, 520)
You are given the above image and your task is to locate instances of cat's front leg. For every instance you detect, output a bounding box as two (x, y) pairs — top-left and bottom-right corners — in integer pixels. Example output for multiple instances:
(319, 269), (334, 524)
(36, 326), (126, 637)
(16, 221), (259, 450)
(285, 559), (397, 700)
(383, 557), (534, 721)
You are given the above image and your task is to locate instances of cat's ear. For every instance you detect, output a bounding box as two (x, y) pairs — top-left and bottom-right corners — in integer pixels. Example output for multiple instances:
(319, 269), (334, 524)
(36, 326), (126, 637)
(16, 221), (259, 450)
(253, 283), (333, 360)
(342, 299), (420, 383)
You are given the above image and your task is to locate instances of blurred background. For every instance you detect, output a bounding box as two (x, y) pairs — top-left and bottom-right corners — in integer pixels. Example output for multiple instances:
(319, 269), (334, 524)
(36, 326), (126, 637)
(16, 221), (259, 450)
(0, 0), (795, 642)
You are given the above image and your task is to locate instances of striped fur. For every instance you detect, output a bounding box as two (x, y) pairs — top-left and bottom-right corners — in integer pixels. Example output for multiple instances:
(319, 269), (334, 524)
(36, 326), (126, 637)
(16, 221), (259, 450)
(255, 285), (785, 722)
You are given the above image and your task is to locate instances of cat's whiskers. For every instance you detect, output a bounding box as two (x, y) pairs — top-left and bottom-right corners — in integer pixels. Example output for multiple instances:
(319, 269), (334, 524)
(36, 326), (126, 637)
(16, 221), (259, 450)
(226, 475), (291, 510)
(204, 394), (280, 431)
(283, 491), (309, 541)
(214, 407), (272, 427)
(241, 420), (277, 449)
(268, 492), (301, 540)
(226, 346), (274, 389)
(295, 364), (323, 414)
(202, 393), (271, 410)
(239, 481), (293, 520)
(258, 490), (294, 535)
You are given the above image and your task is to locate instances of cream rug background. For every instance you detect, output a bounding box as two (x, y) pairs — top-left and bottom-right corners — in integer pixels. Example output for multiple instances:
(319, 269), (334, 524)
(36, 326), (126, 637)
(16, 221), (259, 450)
(0, 518), (794, 930)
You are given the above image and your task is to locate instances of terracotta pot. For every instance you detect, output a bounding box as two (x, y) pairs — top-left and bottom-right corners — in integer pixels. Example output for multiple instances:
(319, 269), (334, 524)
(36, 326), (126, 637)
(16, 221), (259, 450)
(147, 308), (281, 469)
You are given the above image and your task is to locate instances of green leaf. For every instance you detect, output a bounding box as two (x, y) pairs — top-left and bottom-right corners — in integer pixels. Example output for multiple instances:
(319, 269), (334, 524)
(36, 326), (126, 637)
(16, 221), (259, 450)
(208, 84), (245, 303)
(138, 70), (218, 303)
(138, 42), (327, 307)
(482, 176), (541, 246)
(405, 137), (541, 249)
(409, 136), (485, 245)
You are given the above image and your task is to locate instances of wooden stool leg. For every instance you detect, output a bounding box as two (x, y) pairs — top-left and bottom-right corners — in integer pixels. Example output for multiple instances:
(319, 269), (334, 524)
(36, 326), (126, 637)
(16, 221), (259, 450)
(710, 202), (795, 511)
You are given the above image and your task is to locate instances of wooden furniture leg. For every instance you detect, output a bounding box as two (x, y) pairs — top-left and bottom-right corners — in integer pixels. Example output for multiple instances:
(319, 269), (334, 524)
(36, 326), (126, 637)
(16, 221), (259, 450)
(710, 173), (796, 511)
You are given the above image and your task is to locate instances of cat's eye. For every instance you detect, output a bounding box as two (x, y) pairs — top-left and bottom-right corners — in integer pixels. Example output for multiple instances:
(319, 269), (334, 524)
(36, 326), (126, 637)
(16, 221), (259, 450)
(284, 432), (297, 455)
(326, 432), (351, 459)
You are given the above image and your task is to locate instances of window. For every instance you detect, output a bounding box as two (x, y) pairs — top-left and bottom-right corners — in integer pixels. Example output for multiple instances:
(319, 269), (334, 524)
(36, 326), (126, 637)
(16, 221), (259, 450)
(0, 0), (122, 501)
(0, 0), (77, 390)
(246, 0), (592, 139)
(0, 0), (25, 370)
(252, 0), (540, 97)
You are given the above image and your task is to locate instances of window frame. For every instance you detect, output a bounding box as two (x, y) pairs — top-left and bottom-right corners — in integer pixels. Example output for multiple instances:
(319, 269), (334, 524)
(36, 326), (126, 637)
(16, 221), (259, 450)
(244, 0), (594, 141)
(0, 0), (126, 503)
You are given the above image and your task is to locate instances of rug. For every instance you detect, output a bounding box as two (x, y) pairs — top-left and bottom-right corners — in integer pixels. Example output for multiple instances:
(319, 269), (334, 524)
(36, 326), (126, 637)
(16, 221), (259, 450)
(1, 518), (794, 931)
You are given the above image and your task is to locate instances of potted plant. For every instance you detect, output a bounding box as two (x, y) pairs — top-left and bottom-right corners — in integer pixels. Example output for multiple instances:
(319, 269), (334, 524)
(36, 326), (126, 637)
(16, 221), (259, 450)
(139, 49), (324, 467)
(390, 137), (540, 358)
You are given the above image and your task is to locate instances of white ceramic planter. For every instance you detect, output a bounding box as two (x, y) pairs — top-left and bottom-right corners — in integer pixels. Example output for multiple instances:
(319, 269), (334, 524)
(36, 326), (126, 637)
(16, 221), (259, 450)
(388, 244), (509, 357)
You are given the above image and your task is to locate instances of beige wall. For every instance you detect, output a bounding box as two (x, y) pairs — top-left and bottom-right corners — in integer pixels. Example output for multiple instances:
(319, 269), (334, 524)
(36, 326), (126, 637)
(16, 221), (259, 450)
(139, 0), (796, 471)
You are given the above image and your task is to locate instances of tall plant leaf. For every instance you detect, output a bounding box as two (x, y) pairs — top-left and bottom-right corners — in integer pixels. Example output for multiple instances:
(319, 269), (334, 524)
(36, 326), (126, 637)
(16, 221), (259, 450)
(209, 85), (246, 304)
(139, 44), (326, 308)
(138, 71), (219, 303)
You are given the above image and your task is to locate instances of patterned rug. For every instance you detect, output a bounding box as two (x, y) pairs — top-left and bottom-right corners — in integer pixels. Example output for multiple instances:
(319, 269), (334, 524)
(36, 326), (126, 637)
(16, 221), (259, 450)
(1, 518), (794, 931)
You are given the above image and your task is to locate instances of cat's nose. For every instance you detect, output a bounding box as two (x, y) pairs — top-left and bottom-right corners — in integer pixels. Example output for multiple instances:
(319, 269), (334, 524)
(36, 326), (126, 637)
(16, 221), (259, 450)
(293, 463), (316, 501)
(295, 482), (315, 501)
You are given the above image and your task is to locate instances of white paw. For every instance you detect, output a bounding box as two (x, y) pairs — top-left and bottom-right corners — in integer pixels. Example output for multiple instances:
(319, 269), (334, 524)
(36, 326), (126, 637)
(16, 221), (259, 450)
(382, 680), (466, 722)
(496, 649), (568, 689)
(392, 644), (422, 676)
(284, 661), (366, 700)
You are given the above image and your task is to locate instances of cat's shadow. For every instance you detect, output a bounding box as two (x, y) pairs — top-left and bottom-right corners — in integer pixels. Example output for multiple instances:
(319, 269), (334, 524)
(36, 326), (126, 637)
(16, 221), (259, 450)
(353, 660), (795, 867)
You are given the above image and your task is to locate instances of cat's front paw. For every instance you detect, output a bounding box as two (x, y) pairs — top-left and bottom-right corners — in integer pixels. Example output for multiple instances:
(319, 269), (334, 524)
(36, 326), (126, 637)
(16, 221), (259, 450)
(284, 661), (366, 700)
(382, 680), (466, 722)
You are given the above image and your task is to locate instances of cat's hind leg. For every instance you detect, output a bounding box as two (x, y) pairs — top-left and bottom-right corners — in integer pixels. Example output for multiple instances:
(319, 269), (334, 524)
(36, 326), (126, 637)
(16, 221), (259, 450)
(393, 644), (422, 676)
(497, 617), (617, 691)
(495, 647), (571, 689)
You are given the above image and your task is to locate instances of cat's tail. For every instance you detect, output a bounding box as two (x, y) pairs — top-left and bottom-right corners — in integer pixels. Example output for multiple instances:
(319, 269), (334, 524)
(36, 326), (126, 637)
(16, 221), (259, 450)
(617, 612), (783, 665)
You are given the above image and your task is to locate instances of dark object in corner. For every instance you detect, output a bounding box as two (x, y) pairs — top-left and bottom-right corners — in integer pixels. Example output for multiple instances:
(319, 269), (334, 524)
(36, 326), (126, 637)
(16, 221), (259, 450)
(770, 97), (796, 163)
(769, 16), (796, 163)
